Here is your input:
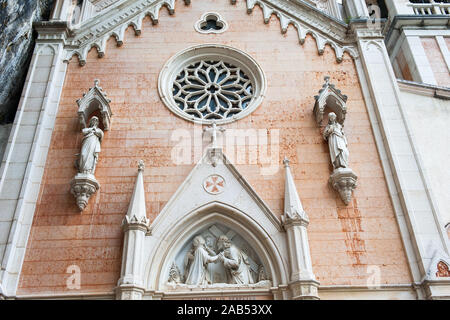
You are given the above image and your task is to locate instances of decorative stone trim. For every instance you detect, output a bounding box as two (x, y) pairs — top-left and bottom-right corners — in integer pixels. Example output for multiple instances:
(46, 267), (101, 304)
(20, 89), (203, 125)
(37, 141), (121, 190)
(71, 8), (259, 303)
(425, 250), (450, 280)
(328, 168), (357, 205)
(289, 280), (320, 300)
(313, 76), (348, 125)
(70, 173), (100, 211)
(203, 174), (226, 195)
(194, 12), (228, 34)
(77, 79), (112, 130)
(158, 44), (267, 124)
(46, 0), (359, 66)
(243, 0), (358, 62)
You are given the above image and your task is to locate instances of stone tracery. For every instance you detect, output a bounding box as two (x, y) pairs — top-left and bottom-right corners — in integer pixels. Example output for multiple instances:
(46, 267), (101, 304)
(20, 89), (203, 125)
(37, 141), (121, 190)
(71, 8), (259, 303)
(173, 60), (254, 121)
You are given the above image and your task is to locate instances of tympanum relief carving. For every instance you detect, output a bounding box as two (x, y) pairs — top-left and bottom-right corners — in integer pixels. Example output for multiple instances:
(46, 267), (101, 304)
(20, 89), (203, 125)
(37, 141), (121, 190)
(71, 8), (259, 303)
(166, 224), (271, 289)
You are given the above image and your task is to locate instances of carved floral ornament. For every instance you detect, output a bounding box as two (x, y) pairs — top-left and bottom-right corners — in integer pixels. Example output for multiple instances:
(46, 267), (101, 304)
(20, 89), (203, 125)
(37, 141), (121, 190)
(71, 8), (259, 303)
(159, 44), (267, 124)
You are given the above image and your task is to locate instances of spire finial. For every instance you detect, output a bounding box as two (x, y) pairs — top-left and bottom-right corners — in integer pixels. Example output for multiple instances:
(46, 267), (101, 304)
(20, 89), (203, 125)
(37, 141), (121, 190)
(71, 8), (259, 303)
(283, 157), (290, 167)
(138, 160), (145, 171)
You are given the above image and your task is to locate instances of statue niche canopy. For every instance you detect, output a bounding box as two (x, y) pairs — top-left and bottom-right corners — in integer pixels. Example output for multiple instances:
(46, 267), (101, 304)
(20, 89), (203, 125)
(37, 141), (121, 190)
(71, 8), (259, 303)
(165, 223), (271, 290)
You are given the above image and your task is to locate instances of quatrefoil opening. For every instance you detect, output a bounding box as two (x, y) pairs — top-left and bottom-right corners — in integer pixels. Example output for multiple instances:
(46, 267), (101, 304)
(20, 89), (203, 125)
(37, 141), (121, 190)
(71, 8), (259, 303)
(195, 12), (228, 34)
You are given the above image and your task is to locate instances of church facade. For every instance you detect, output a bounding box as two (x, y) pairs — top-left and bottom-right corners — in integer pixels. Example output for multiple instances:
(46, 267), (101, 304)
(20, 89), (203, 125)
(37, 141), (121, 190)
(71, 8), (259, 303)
(0, 0), (449, 300)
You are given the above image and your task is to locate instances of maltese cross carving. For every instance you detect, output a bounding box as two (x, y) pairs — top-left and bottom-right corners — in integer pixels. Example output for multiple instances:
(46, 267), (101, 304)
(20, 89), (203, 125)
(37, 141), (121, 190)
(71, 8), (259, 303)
(203, 174), (226, 195)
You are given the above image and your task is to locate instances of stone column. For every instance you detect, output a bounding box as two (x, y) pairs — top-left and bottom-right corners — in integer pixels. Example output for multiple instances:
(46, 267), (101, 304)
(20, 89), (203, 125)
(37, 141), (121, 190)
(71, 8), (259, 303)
(384, 0), (414, 17)
(116, 161), (150, 300)
(400, 35), (438, 85)
(352, 21), (450, 299)
(343, 0), (369, 19)
(50, 0), (73, 21)
(0, 22), (69, 298)
(282, 158), (319, 300)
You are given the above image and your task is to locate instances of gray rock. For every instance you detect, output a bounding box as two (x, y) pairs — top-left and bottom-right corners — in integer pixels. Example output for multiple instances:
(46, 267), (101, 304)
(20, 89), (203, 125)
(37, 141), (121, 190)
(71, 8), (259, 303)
(0, 0), (53, 124)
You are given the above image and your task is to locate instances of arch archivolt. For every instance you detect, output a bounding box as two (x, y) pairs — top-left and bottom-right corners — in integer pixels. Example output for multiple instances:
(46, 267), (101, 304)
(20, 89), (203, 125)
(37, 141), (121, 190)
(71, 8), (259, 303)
(143, 201), (289, 295)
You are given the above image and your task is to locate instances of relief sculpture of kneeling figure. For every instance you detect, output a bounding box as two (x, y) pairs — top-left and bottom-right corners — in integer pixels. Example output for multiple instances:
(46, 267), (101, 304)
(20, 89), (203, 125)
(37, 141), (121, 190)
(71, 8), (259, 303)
(216, 235), (254, 285)
(183, 235), (219, 285)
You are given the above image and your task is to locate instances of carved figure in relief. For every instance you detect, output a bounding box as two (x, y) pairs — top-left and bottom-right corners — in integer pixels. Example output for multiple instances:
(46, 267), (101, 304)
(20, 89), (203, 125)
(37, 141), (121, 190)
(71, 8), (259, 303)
(184, 235), (219, 285)
(77, 116), (103, 174)
(323, 112), (349, 169)
(216, 235), (254, 285)
(168, 262), (183, 284)
(258, 265), (267, 282)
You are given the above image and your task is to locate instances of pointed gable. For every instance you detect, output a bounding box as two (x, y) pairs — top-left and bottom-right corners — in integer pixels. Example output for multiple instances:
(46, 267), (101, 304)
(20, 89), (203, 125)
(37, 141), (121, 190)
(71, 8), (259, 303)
(149, 148), (282, 236)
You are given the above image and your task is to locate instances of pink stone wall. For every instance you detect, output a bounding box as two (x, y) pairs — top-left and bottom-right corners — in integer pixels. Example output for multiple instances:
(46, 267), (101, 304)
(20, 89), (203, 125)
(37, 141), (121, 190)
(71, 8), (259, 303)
(422, 37), (450, 87)
(18, 0), (413, 296)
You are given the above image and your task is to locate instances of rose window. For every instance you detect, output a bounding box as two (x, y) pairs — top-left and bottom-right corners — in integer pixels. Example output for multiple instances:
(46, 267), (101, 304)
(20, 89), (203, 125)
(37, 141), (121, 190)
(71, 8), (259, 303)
(172, 60), (254, 120)
(159, 44), (266, 124)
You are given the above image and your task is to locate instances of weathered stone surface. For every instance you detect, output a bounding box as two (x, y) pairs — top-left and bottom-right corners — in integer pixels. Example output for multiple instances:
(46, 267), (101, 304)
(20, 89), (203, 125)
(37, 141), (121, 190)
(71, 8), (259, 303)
(0, 0), (53, 124)
(17, 0), (413, 296)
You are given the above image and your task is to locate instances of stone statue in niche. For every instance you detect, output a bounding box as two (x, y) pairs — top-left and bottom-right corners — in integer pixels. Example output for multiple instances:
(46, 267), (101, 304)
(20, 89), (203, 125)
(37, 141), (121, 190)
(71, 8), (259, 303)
(323, 112), (349, 170)
(184, 235), (219, 285)
(76, 116), (104, 174)
(70, 116), (103, 211)
(322, 112), (357, 205)
(313, 77), (357, 206)
(216, 235), (255, 285)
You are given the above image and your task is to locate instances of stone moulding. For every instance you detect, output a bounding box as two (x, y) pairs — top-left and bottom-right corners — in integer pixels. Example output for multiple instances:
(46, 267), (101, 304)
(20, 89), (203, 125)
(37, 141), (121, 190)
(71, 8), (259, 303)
(328, 168), (357, 205)
(77, 79), (112, 130)
(40, 0), (359, 66)
(70, 173), (100, 211)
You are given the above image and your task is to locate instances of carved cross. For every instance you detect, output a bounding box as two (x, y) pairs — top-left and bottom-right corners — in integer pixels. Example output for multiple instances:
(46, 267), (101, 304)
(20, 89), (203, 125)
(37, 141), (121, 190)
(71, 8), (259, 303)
(203, 121), (225, 148)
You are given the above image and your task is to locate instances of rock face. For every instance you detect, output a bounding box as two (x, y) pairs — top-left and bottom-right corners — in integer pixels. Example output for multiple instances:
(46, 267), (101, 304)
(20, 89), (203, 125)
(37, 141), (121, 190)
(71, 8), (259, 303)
(0, 0), (54, 124)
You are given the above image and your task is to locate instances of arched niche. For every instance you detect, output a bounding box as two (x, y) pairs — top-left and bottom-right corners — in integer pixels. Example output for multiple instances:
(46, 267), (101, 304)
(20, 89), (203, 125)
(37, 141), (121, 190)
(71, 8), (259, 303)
(145, 203), (288, 294)
(76, 79), (112, 130)
(313, 76), (348, 126)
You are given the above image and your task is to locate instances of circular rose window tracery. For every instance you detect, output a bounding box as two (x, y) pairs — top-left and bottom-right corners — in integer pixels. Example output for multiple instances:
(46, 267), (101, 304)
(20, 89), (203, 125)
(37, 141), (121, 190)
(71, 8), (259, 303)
(173, 60), (254, 120)
(159, 45), (266, 124)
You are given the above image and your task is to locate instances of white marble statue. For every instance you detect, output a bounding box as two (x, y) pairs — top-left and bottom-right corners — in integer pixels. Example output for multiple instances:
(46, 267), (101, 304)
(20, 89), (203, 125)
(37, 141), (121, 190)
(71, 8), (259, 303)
(184, 235), (219, 285)
(77, 116), (104, 174)
(217, 235), (255, 285)
(323, 112), (349, 169)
